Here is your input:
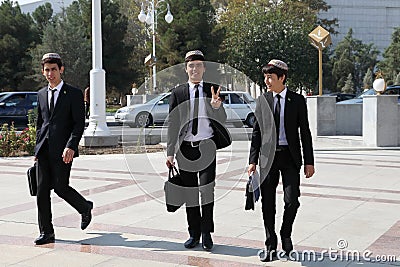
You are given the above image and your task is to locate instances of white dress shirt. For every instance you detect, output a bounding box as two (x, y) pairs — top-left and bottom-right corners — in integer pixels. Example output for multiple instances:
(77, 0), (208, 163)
(184, 81), (214, 142)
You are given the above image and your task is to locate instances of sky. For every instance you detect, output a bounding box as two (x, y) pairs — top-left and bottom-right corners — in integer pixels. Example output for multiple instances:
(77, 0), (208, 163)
(2, 0), (42, 4)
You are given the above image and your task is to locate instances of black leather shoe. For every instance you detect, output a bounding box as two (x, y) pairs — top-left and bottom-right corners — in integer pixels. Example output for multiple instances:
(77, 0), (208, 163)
(184, 237), (200, 248)
(281, 237), (293, 256)
(257, 248), (276, 262)
(81, 201), (93, 230)
(202, 232), (213, 251)
(34, 233), (55, 245)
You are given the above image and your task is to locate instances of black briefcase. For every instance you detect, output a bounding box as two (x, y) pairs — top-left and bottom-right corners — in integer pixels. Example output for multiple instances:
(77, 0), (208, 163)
(27, 162), (37, 196)
(164, 166), (185, 212)
(245, 174), (260, 211)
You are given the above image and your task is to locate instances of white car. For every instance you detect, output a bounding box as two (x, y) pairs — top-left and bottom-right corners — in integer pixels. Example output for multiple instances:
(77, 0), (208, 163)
(220, 91), (256, 127)
(115, 91), (256, 128)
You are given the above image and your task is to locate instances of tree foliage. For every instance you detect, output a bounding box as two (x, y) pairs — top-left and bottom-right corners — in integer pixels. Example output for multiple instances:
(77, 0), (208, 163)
(395, 72), (400, 85)
(30, 0), (132, 93)
(114, 0), (148, 91)
(378, 27), (400, 84)
(363, 68), (373, 89)
(218, 0), (330, 90)
(110, 0), (222, 93)
(30, 1), (91, 89)
(0, 0), (39, 90)
(157, 0), (221, 65)
(341, 73), (354, 94)
(330, 28), (379, 92)
(31, 2), (53, 34)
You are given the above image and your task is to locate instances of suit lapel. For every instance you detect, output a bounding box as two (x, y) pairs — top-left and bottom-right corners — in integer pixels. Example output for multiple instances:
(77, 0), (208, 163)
(52, 84), (67, 116)
(39, 87), (51, 118)
(284, 90), (293, 128)
(201, 83), (213, 115)
(202, 83), (211, 98)
(265, 91), (274, 111)
(183, 83), (189, 101)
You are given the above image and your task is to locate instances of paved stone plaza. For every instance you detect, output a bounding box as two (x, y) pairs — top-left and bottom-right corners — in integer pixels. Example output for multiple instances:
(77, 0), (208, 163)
(0, 141), (399, 266)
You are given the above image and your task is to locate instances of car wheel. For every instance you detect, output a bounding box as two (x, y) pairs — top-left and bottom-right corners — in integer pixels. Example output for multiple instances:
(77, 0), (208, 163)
(245, 113), (255, 128)
(135, 112), (152, 128)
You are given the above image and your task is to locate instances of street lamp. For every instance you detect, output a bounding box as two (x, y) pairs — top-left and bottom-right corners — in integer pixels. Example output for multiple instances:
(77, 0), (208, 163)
(373, 72), (386, 95)
(138, 0), (173, 93)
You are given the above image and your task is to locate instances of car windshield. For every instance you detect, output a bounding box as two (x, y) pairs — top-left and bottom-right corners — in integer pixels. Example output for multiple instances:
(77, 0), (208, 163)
(145, 93), (168, 105)
(356, 89), (375, 98)
(243, 93), (255, 104)
(0, 92), (10, 102)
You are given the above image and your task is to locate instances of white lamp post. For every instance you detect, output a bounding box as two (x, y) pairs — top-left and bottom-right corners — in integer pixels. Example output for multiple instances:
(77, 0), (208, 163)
(81, 0), (117, 147)
(138, 0), (173, 93)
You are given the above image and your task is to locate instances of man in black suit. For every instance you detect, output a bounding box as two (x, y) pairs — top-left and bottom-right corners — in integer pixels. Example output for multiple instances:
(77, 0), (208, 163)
(33, 53), (93, 245)
(166, 50), (230, 251)
(248, 59), (315, 261)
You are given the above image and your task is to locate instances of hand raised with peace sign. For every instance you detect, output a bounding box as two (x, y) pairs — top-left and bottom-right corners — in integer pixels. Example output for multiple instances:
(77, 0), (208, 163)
(210, 86), (222, 109)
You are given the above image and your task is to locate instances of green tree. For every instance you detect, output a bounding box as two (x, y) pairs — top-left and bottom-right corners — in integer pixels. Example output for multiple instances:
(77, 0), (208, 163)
(158, 0), (221, 65)
(31, 2), (53, 34)
(99, 0), (131, 93)
(31, 0), (132, 94)
(330, 28), (379, 92)
(341, 73), (354, 94)
(114, 0), (148, 92)
(218, 0), (328, 90)
(378, 27), (400, 83)
(332, 53), (354, 90)
(118, 0), (222, 92)
(395, 72), (400, 85)
(30, 1), (91, 89)
(0, 0), (39, 90)
(362, 68), (373, 89)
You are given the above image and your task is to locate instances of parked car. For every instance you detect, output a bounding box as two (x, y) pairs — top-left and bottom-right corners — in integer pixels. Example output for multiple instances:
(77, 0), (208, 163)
(324, 92), (356, 102)
(219, 91), (256, 127)
(115, 91), (256, 128)
(338, 85), (400, 104)
(0, 91), (38, 129)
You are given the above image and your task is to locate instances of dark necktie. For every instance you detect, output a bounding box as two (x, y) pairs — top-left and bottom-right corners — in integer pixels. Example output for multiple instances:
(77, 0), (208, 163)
(274, 94), (281, 145)
(50, 89), (57, 115)
(192, 84), (199, 136)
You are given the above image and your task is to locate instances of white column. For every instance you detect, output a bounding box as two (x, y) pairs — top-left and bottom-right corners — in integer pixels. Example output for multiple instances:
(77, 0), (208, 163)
(84, 0), (111, 137)
(363, 95), (398, 147)
(307, 96), (336, 139)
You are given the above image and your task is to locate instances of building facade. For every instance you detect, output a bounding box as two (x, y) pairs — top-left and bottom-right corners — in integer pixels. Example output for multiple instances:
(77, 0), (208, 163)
(319, 0), (400, 54)
(11, 0), (73, 15)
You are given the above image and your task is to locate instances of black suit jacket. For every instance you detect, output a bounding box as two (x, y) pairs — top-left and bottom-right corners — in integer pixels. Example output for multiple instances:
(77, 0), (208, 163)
(34, 83), (85, 158)
(249, 89), (314, 169)
(167, 82), (229, 156)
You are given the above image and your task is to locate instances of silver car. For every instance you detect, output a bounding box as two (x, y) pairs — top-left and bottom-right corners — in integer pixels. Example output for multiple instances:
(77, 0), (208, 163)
(115, 93), (170, 127)
(115, 91), (256, 128)
(338, 85), (400, 104)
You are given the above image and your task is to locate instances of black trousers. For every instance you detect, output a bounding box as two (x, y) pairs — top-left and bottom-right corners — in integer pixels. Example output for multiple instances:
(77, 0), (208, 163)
(36, 140), (90, 234)
(176, 140), (216, 239)
(260, 149), (300, 250)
